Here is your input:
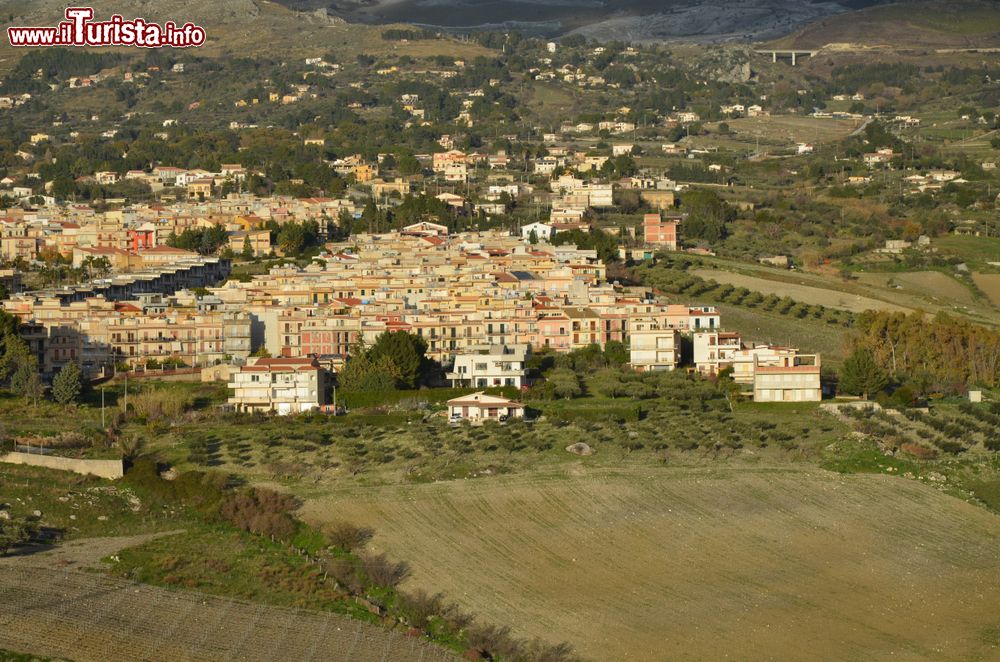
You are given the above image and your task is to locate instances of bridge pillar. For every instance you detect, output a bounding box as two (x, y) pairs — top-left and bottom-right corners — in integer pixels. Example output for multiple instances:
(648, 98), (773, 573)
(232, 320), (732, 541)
(791, 52), (796, 66)
(772, 52), (777, 63)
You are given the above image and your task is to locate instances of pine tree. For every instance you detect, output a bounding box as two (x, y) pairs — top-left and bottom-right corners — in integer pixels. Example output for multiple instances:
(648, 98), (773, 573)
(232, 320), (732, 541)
(241, 235), (254, 260)
(839, 348), (889, 400)
(52, 361), (83, 405)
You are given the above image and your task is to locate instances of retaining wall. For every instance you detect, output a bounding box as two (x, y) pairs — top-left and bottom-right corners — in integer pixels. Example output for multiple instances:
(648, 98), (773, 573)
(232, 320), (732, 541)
(0, 452), (123, 479)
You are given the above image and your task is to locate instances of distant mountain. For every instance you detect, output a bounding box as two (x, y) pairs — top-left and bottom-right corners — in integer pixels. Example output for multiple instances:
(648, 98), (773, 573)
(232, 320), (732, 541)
(275, 0), (901, 41)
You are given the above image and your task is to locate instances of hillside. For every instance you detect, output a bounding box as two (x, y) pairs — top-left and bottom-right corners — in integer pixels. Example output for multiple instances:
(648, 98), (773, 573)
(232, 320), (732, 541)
(770, 0), (1000, 49)
(0, 0), (493, 74)
(303, 464), (1000, 661)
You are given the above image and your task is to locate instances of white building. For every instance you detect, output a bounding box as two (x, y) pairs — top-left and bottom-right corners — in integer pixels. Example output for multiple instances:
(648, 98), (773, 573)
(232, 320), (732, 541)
(521, 222), (555, 242)
(447, 392), (525, 422)
(228, 357), (328, 415)
(693, 330), (743, 376)
(447, 344), (530, 388)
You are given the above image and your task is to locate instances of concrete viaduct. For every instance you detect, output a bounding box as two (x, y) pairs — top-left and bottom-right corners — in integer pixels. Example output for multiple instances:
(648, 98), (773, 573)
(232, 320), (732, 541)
(755, 50), (817, 66)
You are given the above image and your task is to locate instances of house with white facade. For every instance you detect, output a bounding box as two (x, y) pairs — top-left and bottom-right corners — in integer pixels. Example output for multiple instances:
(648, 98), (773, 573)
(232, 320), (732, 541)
(447, 344), (530, 388)
(447, 392), (525, 422)
(521, 222), (555, 242)
(228, 356), (329, 415)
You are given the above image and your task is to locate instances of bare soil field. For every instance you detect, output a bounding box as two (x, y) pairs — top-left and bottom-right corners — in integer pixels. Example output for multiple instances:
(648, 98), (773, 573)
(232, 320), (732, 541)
(0, 563), (456, 662)
(726, 116), (862, 145)
(302, 466), (1000, 662)
(973, 273), (1000, 308)
(691, 268), (910, 313)
(855, 271), (979, 307)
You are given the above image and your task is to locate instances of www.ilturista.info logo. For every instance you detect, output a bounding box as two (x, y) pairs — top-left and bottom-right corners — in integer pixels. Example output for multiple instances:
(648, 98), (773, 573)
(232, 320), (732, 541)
(7, 7), (206, 48)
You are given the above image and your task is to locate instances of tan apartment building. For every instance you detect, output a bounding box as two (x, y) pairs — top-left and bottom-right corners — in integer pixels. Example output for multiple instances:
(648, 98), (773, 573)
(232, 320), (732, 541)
(628, 316), (680, 371)
(753, 354), (822, 402)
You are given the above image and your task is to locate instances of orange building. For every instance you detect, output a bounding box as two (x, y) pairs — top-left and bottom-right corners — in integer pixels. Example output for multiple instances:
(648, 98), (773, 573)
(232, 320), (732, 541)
(643, 213), (678, 250)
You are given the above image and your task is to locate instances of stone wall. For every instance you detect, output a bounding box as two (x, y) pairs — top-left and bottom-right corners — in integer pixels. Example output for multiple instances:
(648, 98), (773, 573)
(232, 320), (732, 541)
(0, 452), (123, 479)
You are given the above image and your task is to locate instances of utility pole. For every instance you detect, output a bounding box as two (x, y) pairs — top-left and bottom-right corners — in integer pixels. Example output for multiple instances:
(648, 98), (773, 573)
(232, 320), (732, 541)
(101, 387), (105, 429)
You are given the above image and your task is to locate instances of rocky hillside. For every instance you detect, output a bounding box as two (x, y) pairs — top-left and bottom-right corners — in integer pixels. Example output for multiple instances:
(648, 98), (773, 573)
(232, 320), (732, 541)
(769, 0), (1000, 49)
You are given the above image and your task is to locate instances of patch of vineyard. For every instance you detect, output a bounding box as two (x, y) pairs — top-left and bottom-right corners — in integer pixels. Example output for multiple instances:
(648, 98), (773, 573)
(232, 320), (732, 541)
(0, 565), (456, 662)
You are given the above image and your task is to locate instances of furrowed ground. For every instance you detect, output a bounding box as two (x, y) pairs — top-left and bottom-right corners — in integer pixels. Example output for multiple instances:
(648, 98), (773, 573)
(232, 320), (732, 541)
(302, 465), (1000, 661)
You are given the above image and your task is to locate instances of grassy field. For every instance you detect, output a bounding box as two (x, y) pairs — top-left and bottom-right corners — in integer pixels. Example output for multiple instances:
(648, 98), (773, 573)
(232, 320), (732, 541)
(935, 235), (1000, 271)
(718, 305), (849, 361)
(687, 252), (1000, 326)
(854, 270), (979, 306)
(301, 463), (1000, 661)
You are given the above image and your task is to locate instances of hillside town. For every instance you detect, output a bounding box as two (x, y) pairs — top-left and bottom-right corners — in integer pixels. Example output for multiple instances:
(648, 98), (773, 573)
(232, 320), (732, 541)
(2, 211), (821, 416)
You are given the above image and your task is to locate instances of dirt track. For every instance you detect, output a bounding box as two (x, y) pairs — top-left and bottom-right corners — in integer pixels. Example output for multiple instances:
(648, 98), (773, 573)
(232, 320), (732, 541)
(0, 559), (456, 662)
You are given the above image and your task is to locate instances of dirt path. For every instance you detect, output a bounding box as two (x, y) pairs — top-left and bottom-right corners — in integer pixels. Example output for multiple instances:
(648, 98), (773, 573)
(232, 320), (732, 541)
(0, 530), (186, 570)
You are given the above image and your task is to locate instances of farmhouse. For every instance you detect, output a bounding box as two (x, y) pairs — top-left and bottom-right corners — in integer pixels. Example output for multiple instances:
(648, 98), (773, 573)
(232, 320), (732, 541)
(447, 392), (525, 422)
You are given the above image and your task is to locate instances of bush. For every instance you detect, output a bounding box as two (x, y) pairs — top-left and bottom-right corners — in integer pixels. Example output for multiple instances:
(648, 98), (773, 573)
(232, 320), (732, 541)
(218, 487), (300, 541)
(360, 551), (411, 588)
(129, 388), (193, 421)
(324, 521), (374, 551)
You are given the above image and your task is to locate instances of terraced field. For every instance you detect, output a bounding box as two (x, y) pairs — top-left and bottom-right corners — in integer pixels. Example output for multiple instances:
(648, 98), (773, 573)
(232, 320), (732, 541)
(302, 466), (1000, 661)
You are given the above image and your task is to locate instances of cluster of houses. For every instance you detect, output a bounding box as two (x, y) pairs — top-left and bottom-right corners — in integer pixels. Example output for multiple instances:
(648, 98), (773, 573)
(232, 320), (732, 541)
(0, 192), (374, 264)
(4, 223), (821, 417)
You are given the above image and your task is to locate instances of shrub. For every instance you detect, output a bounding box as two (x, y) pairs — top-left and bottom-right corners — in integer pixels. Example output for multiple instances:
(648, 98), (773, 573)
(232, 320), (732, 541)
(129, 388), (193, 421)
(324, 520), (375, 551)
(360, 551), (410, 588)
(219, 487), (300, 541)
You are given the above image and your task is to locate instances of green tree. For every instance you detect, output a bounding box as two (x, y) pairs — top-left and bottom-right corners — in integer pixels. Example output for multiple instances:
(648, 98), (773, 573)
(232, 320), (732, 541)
(338, 352), (399, 392)
(546, 367), (582, 399)
(603, 340), (628, 366)
(10, 360), (44, 406)
(52, 361), (83, 405)
(367, 331), (428, 389)
(590, 367), (626, 398)
(277, 223), (306, 255)
(839, 348), (889, 400)
(241, 235), (254, 260)
(0, 333), (29, 385)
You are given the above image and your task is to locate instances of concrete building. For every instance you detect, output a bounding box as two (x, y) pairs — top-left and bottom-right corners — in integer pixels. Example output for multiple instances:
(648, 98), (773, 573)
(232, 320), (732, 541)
(693, 330), (743, 376)
(753, 354), (821, 402)
(628, 317), (680, 371)
(228, 356), (329, 415)
(643, 213), (679, 250)
(447, 344), (530, 388)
